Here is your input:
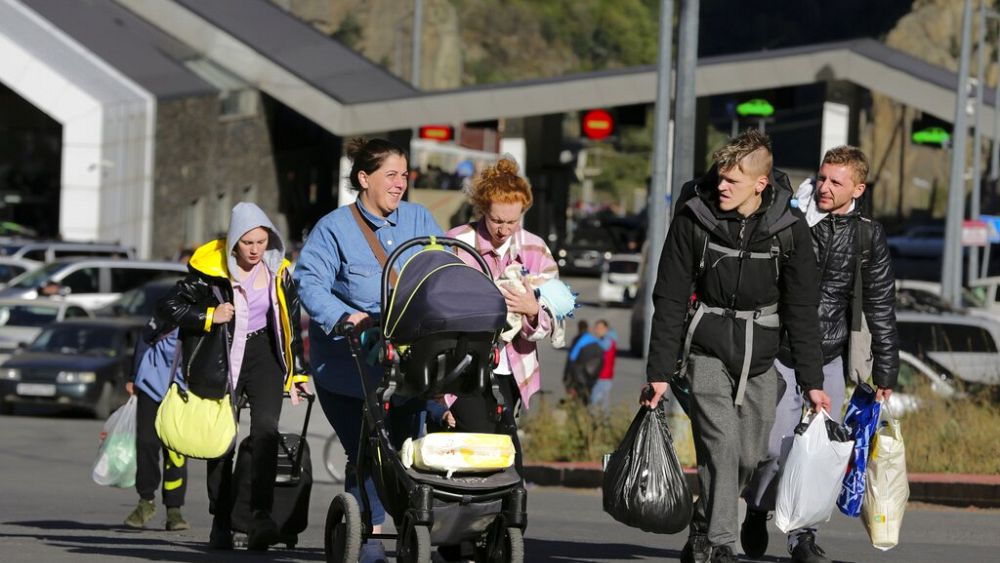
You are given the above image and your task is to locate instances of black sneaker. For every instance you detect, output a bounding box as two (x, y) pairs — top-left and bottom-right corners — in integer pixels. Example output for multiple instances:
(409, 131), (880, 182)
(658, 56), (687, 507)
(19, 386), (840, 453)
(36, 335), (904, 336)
(208, 519), (233, 550)
(680, 534), (711, 563)
(247, 511), (280, 551)
(711, 545), (739, 563)
(790, 532), (831, 563)
(740, 509), (769, 558)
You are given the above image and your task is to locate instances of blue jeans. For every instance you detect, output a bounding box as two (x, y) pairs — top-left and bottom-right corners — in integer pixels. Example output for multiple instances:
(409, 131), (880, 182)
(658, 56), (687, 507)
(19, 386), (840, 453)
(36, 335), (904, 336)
(316, 386), (423, 526)
(590, 379), (613, 410)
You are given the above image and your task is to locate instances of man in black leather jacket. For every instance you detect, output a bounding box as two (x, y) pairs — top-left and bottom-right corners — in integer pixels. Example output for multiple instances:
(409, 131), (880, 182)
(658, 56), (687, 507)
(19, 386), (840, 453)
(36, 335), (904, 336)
(741, 146), (899, 563)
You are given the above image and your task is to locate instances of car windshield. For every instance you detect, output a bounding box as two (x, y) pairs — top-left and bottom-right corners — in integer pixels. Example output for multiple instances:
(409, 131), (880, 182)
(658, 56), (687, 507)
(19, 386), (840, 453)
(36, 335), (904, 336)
(29, 325), (119, 356)
(7, 261), (72, 289)
(0, 304), (59, 327)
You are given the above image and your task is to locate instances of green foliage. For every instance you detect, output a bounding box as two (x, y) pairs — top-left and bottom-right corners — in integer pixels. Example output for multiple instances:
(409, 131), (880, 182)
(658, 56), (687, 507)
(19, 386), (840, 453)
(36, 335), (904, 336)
(332, 12), (363, 49)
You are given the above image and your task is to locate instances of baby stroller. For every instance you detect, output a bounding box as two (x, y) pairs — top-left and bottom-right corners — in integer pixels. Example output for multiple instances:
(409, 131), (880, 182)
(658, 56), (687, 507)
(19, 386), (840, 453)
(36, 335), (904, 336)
(325, 236), (527, 563)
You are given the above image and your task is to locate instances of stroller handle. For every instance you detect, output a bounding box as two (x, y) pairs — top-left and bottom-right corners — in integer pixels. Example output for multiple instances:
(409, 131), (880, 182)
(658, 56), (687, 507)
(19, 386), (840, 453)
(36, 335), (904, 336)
(381, 236), (492, 311)
(333, 320), (357, 338)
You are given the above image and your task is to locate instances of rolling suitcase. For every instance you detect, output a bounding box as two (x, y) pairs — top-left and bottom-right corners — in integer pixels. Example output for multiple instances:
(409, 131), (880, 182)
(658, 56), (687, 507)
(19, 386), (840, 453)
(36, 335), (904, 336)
(231, 392), (314, 549)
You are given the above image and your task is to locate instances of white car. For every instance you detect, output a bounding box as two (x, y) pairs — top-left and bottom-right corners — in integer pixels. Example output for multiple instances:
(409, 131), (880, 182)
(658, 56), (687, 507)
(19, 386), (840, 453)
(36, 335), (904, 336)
(896, 310), (1000, 386)
(0, 259), (187, 310)
(895, 278), (1000, 323)
(598, 253), (642, 306)
(886, 350), (960, 415)
(0, 257), (42, 286)
(0, 298), (92, 364)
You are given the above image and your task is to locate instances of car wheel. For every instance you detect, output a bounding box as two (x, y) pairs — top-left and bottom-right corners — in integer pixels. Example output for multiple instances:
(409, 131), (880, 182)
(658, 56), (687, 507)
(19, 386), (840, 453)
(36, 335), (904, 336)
(92, 381), (114, 420)
(0, 398), (13, 416)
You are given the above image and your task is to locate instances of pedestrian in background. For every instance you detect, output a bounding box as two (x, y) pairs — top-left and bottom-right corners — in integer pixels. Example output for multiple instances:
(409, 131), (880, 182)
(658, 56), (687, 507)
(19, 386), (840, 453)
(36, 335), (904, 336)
(154, 202), (311, 551)
(123, 328), (188, 532)
(589, 319), (617, 411)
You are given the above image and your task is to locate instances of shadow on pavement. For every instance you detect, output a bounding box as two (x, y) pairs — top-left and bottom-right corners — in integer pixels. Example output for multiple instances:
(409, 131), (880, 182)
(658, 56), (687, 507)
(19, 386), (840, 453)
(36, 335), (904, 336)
(525, 537), (681, 561)
(1, 521), (325, 562)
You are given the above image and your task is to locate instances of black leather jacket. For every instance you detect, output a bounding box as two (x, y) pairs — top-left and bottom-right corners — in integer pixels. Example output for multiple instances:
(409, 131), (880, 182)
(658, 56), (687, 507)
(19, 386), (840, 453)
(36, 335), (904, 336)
(153, 241), (310, 399)
(798, 209), (899, 388)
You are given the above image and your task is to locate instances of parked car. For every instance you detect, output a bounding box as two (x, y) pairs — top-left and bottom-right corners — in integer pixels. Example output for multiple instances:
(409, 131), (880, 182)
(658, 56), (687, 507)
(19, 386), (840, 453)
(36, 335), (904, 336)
(94, 276), (183, 320)
(4, 241), (134, 263)
(895, 279), (1000, 323)
(557, 226), (619, 277)
(0, 257), (41, 285)
(886, 225), (945, 259)
(0, 299), (92, 364)
(0, 318), (144, 418)
(599, 253), (642, 306)
(0, 259), (187, 310)
(896, 310), (1000, 386)
(887, 350), (961, 414)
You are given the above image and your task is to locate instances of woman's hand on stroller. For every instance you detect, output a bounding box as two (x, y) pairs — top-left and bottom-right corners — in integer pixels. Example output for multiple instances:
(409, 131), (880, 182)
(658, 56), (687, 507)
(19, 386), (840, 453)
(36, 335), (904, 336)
(344, 312), (373, 333)
(289, 379), (312, 406)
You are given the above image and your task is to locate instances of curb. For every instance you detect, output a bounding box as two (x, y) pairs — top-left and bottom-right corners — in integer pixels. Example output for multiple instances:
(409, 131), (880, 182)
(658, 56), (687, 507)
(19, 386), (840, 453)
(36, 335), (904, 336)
(523, 463), (1000, 508)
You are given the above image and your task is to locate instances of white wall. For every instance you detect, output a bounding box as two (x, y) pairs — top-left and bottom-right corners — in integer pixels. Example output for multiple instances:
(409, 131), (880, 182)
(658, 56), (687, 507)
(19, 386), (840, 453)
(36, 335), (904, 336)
(0, 0), (156, 257)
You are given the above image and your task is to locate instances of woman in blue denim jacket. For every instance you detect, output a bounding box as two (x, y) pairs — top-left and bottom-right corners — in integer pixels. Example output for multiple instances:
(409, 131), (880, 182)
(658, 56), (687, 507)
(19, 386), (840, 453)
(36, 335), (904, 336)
(294, 138), (441, 562)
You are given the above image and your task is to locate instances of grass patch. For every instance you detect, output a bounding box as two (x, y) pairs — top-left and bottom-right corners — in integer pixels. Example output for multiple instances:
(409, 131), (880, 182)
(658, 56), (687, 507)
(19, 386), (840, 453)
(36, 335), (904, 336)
(901, 383), (1000, 475)
(520, 397), (697, 465)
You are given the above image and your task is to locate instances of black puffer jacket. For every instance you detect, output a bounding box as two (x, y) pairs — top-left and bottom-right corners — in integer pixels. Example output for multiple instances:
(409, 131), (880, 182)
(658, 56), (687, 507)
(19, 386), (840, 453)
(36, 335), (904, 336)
(153, 240), (310, 400)
(803, 208), (899, 388)
(646, 169), (824, 391)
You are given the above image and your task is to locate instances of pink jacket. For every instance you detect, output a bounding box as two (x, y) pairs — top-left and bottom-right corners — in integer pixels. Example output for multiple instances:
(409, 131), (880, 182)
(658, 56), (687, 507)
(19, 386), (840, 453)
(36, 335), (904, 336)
(446, 221), (560, 408)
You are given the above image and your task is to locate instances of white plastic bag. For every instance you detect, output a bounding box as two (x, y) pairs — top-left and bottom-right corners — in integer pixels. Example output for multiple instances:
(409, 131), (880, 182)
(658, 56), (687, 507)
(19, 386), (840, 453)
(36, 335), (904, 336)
(775, 410), (854, 533)
(92, 396), (137, 488)
(861, 402), (908, 550)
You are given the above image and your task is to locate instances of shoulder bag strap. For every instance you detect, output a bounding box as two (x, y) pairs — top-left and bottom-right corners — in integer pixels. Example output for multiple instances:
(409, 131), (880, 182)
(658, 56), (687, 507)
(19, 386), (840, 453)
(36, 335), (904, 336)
(851, 218), (865, 331)
(350, 202), (398, 287)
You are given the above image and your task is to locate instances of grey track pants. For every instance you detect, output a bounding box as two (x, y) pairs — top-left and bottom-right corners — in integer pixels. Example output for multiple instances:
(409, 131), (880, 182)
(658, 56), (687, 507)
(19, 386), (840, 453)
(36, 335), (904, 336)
(688, 354), (778, 549)
(743, 356), (847, 541)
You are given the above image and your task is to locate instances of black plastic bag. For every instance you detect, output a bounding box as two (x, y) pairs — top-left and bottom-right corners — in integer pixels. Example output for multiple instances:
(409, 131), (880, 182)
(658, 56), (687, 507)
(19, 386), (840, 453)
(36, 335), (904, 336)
(602, 406), (693, 534)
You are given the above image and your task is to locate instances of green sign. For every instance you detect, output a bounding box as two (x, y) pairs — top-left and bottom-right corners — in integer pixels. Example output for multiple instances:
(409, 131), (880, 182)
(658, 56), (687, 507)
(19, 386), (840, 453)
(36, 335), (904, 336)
(736, 98), (774, 118)
(911, 126), (950, 147)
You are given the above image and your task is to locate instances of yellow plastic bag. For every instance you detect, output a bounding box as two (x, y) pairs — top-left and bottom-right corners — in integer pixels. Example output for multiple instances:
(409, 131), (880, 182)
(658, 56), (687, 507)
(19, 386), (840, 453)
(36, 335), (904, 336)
(400, 433), (515, 476)
(861, 403), (908, 550)
(155, 384), (237, 460)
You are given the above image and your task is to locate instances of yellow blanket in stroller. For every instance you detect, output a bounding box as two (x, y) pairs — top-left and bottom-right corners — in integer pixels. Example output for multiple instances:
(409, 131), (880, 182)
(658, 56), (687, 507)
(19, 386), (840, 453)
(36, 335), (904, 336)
(400, 433), (516, 477)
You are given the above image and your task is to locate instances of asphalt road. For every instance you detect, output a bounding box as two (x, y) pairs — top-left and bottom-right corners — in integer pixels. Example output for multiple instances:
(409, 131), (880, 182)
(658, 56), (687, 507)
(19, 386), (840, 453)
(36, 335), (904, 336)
(3, 276), (999, 562)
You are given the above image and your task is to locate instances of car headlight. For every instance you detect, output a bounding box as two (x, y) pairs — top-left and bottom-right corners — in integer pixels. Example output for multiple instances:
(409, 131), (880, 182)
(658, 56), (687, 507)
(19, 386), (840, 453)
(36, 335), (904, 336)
(56, 371), (97, 384)
(1, 368), (20, 381)
(603, 251), (613, 260)
(558, 249), (567, 258)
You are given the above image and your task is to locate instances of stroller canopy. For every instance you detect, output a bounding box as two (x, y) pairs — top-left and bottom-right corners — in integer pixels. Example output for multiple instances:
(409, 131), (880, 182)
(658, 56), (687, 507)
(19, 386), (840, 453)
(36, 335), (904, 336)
(384, 247), (506, 342)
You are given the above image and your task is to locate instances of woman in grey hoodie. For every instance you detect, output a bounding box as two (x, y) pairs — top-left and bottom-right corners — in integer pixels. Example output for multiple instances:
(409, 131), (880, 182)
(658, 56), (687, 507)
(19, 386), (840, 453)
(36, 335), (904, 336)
(154, 202), (311, 550)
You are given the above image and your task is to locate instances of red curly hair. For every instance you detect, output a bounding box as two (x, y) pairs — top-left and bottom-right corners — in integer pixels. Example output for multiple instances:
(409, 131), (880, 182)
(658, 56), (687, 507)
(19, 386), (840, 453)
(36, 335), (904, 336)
(468, 158), (533, 218)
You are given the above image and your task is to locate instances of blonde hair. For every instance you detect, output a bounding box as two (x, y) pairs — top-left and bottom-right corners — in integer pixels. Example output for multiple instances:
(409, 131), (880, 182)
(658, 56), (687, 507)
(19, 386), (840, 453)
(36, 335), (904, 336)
(822, 145), (869, 184)
(712, 129), (773, 177)
(468, 158), (533, 217)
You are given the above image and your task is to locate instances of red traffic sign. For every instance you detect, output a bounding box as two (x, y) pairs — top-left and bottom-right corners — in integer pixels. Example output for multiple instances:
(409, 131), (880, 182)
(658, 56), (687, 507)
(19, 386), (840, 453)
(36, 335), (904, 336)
(419, 125), (454, 141)
(962, 220), (990, 247)
(582, 109), (614, 140)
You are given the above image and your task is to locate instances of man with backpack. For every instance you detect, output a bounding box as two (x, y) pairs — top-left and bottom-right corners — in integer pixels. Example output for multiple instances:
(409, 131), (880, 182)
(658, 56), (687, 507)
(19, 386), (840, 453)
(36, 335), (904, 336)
(640, 130), (831, 563)
(741, 146), (899, 563)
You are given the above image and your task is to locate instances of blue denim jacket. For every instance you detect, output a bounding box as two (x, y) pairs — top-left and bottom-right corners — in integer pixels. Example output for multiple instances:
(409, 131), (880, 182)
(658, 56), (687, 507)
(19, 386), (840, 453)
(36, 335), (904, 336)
(294, 200), (442, 398)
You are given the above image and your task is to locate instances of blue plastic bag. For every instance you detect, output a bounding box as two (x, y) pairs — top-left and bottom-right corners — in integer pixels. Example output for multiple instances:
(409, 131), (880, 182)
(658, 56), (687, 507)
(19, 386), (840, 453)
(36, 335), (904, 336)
(837, 383), (882, 517)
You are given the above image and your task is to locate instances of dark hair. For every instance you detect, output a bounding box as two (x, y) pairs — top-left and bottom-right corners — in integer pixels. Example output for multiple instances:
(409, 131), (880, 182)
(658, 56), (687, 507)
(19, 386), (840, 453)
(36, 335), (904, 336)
(346, 137), (408, 190)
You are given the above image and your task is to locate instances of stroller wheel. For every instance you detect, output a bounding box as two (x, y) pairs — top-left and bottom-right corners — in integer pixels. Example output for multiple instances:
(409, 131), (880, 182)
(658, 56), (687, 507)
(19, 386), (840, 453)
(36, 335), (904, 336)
(476, 525), (523, 563)
(396, 522), (430, 563)
(325, 493), (362, 563)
